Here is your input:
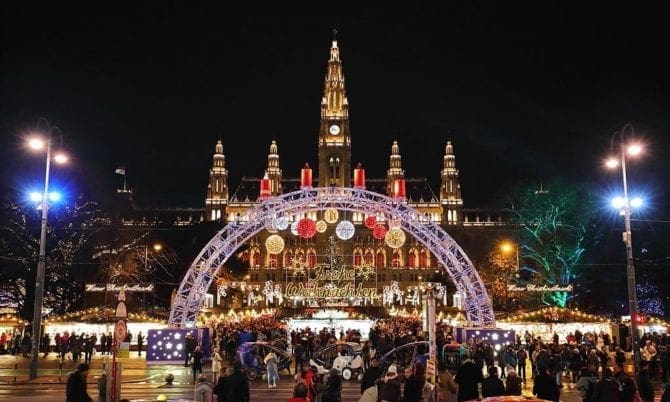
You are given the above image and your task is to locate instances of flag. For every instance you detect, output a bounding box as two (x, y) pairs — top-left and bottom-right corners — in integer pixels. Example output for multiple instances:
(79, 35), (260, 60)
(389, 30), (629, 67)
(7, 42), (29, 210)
(115, 166), (126, 175)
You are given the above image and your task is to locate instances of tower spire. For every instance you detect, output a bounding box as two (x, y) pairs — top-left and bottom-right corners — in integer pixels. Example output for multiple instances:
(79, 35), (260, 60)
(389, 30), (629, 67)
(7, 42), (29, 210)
(440, 141), (463, 224)
(318, 35), (351, 187)
(387, 141), (405, 195)
(266, 140), (283, 195)
(205, 139), (229, 221)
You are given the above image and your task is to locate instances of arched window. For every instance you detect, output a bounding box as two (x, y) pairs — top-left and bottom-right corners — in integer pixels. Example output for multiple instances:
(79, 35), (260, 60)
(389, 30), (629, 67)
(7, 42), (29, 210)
(376, 251), (385, 268)
(392, 251), (401, 268)
(268, 254), (277, 268)
(307, 250), (317, 268)
(420, 249), (428, 267)
(408, 250), (417, 269)
(353, 250), (362, 266)
(364, 250), (374, 265)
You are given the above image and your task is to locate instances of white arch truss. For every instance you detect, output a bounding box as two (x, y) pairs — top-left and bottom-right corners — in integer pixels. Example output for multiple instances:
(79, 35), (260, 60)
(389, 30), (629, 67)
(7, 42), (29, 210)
(169, 187), (495, 327)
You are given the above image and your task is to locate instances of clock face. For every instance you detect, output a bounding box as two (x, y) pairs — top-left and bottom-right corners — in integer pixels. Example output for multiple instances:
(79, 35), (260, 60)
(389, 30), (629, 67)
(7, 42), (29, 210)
(328, 124), (341, 135)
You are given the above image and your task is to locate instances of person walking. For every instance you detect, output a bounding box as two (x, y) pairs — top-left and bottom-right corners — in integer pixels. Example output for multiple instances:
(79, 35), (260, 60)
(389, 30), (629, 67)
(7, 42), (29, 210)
(66, 363), (92, 402)
(482, 366), (505, 398)
(226, 361), (249, 402)
(455, 354), (483, 402)
(137, 331), (144, 357)
(360, 357), (383, 394)
(437, 361), (458, 402)
(264, 350), (280, 389)
(533, 368), (560, 402)
(504, 369), (523, 396)
(211, 347), (223, 382)
(322, 368), (342, 402)
(192, 345), (204, 383)
(194, 374), (214, 402)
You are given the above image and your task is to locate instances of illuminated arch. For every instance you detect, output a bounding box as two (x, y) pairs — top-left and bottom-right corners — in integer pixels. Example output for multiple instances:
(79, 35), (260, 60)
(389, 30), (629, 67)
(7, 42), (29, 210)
(169, 187), (494, 327)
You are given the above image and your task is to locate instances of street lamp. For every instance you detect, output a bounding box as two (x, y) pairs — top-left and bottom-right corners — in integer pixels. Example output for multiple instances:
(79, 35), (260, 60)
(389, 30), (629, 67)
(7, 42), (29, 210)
(27, 120), (68, 380)
(500, 241), (520, 271)
(605, 123), (643, 373)
(143, 243), (162, 312)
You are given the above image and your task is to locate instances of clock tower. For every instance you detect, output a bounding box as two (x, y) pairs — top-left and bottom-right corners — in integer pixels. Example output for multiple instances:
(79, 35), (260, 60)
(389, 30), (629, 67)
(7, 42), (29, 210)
(318, 35), (351, 187)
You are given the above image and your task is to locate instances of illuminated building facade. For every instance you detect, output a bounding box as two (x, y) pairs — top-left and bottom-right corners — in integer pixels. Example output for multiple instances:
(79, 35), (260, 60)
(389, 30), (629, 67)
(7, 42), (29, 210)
(201, 38), (502, 312)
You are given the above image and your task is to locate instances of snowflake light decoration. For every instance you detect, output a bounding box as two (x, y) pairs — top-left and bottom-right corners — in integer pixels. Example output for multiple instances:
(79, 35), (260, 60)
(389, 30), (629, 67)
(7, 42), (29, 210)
(289, 256), (306, 276)
(356, 264), (376, 281)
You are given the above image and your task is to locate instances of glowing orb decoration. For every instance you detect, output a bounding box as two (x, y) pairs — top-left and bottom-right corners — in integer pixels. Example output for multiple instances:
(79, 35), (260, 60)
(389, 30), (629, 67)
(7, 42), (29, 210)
(389, 218), (402, 229)
(290, 221), (299, 236)
(316, 220), (328, 233)
(324, 208), (339, 224)
(275, 216), (289, 230)
(384, 228), (406, 248)
(335, 220), (355, 240)
(297, 218), (317, 239)
(364, 215), (377, 229)
(265, 234), (285, 254)
(372, 223), (388, 240)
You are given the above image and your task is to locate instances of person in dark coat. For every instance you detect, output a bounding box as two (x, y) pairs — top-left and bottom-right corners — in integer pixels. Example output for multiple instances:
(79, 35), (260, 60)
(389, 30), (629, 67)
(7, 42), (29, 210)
(185, 333), (196, 366)
(213, 367), (231, 402)
(66, 363), (92, 402)
(637, 368), (654, 402)
(192, 345), (204, 383)
(226, 361), (249, 402)
(482, 366), (505, 397)
(403, 362), (427, 402)
(455, 355), (483, 402)
(505, 369), (523, 396)
(361, 357), (383, 394)
(482, 366), (505, 398)
(533, 368), (560, 402)
(593, 367), (623, 402)
(323, 368), (342, 402)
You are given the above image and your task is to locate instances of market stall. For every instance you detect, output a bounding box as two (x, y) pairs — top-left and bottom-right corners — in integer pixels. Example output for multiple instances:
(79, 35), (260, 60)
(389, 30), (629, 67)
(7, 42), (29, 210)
(497, 307), (613, 344)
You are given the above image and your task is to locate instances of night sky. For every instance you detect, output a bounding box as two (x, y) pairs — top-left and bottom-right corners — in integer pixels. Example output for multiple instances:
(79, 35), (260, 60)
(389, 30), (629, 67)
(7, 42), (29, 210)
(2, 3), (669, 212)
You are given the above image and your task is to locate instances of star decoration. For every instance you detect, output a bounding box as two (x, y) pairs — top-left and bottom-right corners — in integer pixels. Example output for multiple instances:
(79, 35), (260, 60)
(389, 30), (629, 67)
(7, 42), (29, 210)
(290, 256), (306, 276)
(356, 264), (375, 281)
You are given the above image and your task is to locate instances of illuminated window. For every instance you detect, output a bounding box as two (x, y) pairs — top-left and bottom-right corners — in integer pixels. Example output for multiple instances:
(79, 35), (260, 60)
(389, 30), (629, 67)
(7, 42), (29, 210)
(204, 294), (214, 308)
(268, 254), (277, 268)
(376, 252), (385, 268)
(392, 251), (400, 268)
(420, 250), (428, 267)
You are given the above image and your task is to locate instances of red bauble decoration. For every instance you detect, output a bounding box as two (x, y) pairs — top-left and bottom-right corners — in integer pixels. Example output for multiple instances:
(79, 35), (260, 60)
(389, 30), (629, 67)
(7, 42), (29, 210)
(372, 223), (388, 240)
(297, 218), (317, 239)
(364, 216), (377, 229)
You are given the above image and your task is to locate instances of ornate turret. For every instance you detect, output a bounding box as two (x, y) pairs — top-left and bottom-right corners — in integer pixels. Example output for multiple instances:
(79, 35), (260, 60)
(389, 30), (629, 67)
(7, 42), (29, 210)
(266, 140), (283, 195)
(205, 140), (229, 221)
(386, 141), (405, 195)
(318, 33), (352, 187)
(440, 141), (463, 224)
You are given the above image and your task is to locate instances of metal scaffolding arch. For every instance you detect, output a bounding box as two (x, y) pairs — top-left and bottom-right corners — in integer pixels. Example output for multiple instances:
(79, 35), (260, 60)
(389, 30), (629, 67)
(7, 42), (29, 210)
(169, 187), (495, 327)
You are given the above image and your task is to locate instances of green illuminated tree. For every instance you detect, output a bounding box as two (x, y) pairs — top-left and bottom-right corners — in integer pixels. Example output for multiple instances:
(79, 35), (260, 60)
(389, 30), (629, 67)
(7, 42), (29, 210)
(507, 180), (599, 307)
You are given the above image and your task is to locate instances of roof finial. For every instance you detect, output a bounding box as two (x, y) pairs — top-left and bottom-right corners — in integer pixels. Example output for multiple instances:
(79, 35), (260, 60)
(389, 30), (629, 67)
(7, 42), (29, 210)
(332, 28), (338, 40)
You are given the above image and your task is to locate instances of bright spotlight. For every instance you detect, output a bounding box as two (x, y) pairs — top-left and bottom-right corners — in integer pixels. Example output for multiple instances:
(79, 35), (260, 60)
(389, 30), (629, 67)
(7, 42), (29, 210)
(630, 197), (643, 208)
(30, 192), (43, 202)
(605, 158), (619, 168)
(611, 197), (625, 209)
(28, 138), (45, 150)
(48, 192), (61, 202)
(627, 144), (642, 156)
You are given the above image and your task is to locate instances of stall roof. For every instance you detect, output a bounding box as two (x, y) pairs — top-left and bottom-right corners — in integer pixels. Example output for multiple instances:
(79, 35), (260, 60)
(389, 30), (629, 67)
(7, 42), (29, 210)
(498, 307), (610, 324)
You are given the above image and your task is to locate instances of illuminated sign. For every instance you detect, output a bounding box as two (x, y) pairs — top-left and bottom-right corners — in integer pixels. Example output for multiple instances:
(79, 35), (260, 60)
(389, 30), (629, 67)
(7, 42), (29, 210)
(285, 263), (377, 299)
(507, 284), (573, 292)
(85, 283), (155, 292)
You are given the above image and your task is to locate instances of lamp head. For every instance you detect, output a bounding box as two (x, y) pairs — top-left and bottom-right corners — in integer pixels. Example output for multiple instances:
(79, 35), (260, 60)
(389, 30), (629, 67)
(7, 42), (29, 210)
(627, 144), (642, 156)
(605, 158), (619, 169)
(28, 138), (45, 150)
(53, 153), (68, 164)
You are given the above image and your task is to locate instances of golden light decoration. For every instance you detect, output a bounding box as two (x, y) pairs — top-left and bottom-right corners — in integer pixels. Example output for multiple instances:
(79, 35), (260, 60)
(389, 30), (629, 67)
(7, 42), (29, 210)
(265, 234), (285, 254)
(324, 208), (339, 224)
(316, 220), (328, 233)
(384, 228), (406, 249)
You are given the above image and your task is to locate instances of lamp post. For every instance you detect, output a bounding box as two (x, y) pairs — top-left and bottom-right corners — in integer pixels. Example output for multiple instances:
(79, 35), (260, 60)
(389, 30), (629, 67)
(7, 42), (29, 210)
(500, 241), (520, 271)
(606, 123), (642, 373)
(143, 243), (161, 312)
(27, 120), (68, 380)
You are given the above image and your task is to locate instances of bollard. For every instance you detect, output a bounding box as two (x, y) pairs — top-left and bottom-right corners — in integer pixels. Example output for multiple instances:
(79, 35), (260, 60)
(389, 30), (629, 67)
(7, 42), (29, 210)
(58, 356), (63, 382)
